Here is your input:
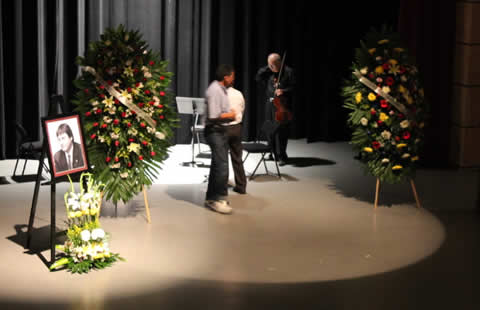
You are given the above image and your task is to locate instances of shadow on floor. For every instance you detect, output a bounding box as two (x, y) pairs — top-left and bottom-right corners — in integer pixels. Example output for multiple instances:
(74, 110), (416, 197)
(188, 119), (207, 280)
(286, 157), (336, 167)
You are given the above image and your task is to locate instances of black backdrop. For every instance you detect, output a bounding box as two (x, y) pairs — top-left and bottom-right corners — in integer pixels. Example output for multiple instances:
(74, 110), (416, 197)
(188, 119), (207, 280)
(0, 0), (455, 167)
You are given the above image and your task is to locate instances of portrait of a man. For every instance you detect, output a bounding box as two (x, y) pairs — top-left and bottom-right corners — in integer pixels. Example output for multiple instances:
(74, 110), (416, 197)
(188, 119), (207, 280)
(53, 123), (84, 173)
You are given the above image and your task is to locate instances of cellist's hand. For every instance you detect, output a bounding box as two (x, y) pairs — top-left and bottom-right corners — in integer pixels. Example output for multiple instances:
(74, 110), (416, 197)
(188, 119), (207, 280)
(275, 89), (284, 96)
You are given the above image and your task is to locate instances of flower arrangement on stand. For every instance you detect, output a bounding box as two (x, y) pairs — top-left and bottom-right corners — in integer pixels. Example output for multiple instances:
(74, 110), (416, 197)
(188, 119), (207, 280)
(50, 173), (124, 273)
(73, 25), (178, 204)
(342, 26), (428, 184)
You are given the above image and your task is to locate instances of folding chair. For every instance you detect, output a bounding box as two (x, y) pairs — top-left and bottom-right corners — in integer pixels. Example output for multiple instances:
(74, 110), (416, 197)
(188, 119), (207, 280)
(13, 123), (45, 176)
(242, 120), (281, 180)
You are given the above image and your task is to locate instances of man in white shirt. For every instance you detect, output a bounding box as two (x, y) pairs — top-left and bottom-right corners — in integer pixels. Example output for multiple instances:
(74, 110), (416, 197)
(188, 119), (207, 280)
(224, 87), (247, 194)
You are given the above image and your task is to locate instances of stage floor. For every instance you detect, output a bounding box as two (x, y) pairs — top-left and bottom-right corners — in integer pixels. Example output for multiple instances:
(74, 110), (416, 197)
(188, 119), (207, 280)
(0, 140), (479, 309)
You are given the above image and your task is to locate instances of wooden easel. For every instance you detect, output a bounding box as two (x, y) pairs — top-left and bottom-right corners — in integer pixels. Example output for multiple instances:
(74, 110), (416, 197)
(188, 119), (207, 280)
(374, 178), (422, 209)
(97, 185), (151, 223)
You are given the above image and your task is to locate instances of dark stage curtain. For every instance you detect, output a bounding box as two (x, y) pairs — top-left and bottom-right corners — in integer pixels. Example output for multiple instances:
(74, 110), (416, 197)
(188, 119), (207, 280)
(1, 0), (453, 165)
(398, 0), (456, 167)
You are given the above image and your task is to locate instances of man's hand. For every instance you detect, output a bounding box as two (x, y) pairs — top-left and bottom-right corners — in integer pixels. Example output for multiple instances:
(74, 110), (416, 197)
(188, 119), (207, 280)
(275, 89), (284, 96)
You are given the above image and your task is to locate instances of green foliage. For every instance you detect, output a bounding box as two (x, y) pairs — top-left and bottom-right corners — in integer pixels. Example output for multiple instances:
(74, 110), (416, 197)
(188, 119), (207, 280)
(341, 26), (427, 184)
(73, 24), (178, 203)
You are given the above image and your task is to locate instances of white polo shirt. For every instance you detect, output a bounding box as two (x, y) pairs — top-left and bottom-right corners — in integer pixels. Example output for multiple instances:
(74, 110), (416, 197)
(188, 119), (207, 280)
(225, 87), (245, 125)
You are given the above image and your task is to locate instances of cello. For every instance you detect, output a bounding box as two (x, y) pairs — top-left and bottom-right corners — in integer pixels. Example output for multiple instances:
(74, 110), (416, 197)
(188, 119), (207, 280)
(272, 52), (293, 123)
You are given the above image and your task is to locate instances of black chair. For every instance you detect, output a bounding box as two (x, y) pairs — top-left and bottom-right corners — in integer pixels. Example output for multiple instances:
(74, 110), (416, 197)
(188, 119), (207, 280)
(242, 120), (281, 180)
(13, 123), (45, 176)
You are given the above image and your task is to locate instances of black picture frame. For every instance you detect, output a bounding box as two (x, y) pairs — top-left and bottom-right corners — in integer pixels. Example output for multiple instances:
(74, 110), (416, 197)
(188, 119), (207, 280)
(42, 113), (89, 178)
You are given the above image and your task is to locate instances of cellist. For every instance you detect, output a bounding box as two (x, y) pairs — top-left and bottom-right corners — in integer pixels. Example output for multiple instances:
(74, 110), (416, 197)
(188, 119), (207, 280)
(255, 52), (295, 166)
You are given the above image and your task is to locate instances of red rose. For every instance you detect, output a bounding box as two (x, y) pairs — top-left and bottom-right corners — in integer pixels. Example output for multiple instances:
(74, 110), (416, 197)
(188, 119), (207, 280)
(403, 131), (411, 140)
(99, 93), (105, 98)
(114, 157), (119, 162)
(114, 99), (119, 105)
(140, 122), (146, 128)
(372, 141), (381, 149)
(158, 104), (164, 108)
(138, 102), (144, 108)
(150, 151), (156, 156)
(370, 109), (376, 115)
(380, 100), (388, 108)
(99, 85), (105, 90)
(160, 91), (165, 96)
(369, 73), (375, 79)
(113, 119), (119, 125)
(382, 63), (390, 70)
(128, 138), (134, 142)
(148, 101), (154, 106)
(127, 122), (132, 127)
(95, 109), (102, 114)
(145, 90), (151, 95)
(121, 112), (127, 118)
(395, 136), (400, 141)
(149, 61), (155, 66)
(85, 111), (92, 117)
(115, 140), (120, 146)
(84, 89), (89, 94)
(93, 122), (99, 127)
(131, 110), (136, 115)
(377, 120), (383, 125)
(128, 162), (132, 167)
(142, 141), (148, 146)
(90, 134), (96, 139)
(386, 77), (394, 86)
(136, 82), (141, 87)
(106, 157), (111, 163)
(160, 76), (165, 80)
(101, 124), (107, 128)
(127, 87), (132, 93)
(139, 156), (144, 160)
(159, 115), (165, 119)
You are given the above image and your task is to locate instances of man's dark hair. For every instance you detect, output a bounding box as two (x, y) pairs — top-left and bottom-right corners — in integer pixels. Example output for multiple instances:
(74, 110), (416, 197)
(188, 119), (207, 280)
(215, 64), (234, 81)
(56, 123), (74, 142)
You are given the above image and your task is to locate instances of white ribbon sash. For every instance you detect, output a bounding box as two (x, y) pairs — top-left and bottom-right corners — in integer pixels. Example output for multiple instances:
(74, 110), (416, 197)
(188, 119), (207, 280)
(353, 69), (409, 116)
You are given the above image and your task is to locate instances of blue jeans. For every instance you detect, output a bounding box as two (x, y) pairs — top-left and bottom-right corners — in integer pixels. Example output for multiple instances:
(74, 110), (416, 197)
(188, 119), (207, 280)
(205, 125), (229, 201)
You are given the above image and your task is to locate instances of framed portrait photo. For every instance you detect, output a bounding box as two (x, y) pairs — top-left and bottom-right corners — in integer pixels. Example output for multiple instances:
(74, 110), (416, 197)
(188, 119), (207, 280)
(42, 113), (89, 178)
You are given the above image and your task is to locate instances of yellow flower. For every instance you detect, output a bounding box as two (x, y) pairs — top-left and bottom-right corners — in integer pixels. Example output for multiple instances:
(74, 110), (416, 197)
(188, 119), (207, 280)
(102, 96), (115, 108)
(396, 143), (407, 149)
(375, 66), (384, 74)
(378, 39), (389, 45)
(379, 113), (389, 122)
(368, 93), (377, 101)
(393, 48), (405, 53)
(368, 48), (376, 55)
(388, 64), (400, 75)
(364, 147), (373, 153)
(355, 92), (362, 103)
(411, 156), (419, 162)
(392, 165), (403, 170)
(127, 143), (141, 154)
(398, 85), (406, 93)
(74, 211), (83, 217)
(388, 59), (398, 65)
(68, 212), (76, 218)
(123, 66), (134, 77)
(405, 95), (413, 105)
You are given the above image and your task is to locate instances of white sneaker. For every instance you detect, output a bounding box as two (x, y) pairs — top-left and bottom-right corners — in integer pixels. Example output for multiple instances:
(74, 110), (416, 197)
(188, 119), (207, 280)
(205, 200), (233, 214)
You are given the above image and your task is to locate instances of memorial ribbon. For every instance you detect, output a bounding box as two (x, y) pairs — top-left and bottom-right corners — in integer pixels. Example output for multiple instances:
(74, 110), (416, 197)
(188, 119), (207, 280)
(83, 66), (165, 139)
(353, 69), (409, 117)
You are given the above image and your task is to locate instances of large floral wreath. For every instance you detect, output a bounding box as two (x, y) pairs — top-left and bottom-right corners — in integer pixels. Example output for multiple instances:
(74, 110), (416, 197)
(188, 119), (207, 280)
(73, 25), (178, 203)
(342, 27), (427, 184)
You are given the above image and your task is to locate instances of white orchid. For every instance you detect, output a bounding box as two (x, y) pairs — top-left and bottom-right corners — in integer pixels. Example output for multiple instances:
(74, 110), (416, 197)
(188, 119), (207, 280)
(400, 120), (410, 128)
(381, 130), (392, 140)
(91, 228), (105, 240)
(360, 117), (368, 126)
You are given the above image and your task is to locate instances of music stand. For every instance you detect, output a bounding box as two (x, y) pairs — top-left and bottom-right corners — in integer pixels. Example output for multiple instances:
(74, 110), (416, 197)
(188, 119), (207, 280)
(176, 96), (206, 167)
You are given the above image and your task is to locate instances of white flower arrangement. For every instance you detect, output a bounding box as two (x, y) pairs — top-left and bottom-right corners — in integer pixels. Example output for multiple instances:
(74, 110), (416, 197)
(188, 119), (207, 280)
(50, 173), (124, 273)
